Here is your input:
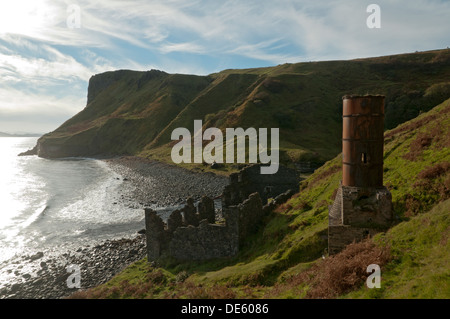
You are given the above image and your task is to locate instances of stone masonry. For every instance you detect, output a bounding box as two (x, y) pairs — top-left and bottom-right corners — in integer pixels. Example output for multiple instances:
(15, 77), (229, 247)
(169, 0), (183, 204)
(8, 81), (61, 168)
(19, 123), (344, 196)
(222, 163), (299, 207)
(145, 192), (264, 261)
(328, 95), (393, 255)
(144, 164), (298, 261)
(328, 184), (393, 255)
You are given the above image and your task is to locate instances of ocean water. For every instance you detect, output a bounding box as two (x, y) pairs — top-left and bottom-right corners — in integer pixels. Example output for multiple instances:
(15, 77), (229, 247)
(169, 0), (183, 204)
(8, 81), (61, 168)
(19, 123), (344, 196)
(0, 137), (145, 264)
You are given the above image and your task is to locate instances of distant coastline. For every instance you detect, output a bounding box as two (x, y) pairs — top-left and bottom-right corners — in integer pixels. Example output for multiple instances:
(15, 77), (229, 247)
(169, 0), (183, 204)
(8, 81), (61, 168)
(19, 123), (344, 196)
(0, 132), (42, 137)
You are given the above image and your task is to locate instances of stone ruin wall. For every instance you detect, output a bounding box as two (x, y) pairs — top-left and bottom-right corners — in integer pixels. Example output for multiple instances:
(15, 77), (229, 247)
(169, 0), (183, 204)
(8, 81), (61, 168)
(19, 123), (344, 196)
(168, 193), (265, 261)
(145, 164), (300, 262)
(146, 193), (265, 261)
(221, 164), (299, 207)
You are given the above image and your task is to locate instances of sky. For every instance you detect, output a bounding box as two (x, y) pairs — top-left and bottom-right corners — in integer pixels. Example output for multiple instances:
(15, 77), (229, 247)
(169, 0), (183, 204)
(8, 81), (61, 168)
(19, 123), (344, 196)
(0, 0), (449, 134)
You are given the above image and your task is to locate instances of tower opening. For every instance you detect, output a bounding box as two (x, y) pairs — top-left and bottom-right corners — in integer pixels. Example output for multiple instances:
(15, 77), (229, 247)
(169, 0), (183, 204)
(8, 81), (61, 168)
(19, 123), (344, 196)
(362, 153), (368, 164)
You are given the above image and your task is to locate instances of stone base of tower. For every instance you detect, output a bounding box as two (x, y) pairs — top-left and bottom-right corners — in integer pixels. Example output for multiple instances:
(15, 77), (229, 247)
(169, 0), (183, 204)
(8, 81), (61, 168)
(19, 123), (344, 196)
(328, 184), (393, 255)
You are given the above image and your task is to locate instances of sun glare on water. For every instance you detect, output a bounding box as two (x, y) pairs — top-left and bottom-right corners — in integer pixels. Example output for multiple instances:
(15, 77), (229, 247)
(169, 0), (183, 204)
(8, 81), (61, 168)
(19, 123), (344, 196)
(0, 140), (27, 230)
(0, 138), (47, 260)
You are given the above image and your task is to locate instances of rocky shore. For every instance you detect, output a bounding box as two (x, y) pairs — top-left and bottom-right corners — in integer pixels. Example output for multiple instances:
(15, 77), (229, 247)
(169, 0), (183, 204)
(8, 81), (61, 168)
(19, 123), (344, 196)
(104, 156), (227, 207)
(0, 156), (228, 299)
(0, 236), (146, 299)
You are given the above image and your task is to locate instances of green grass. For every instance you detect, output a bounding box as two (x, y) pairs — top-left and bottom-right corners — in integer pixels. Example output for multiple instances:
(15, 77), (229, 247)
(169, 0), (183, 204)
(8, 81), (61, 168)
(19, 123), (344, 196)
(345, 199), (450, 299)
(69, 97), (450, 299)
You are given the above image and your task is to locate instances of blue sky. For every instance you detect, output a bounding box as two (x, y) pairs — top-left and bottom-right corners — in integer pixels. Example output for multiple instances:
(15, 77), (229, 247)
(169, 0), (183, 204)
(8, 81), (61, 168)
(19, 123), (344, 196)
(0, 0), (449, 134)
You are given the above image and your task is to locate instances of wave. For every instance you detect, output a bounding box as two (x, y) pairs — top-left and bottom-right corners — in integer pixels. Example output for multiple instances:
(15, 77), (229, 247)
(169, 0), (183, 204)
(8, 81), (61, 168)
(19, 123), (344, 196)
(77, 219), (145, 237)
(47, 156), (98, 162)
(20, 204), (49, 229)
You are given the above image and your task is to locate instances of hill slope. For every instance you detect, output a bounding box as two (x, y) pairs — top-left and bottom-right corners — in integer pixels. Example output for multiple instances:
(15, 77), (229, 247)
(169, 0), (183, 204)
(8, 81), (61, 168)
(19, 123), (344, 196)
(33, 49), (450, 171)
(70, 97), (450, 299)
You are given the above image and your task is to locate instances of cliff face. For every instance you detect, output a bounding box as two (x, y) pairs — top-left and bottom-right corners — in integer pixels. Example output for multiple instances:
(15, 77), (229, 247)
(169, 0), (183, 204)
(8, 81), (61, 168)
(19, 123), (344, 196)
(35, 69), (212, 158)
(34, 49), (450, 164)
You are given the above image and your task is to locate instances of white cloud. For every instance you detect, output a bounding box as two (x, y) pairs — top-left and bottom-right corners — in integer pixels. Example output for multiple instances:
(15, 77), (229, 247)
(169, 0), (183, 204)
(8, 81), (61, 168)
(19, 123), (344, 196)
(0, 38), (122, 95)
(227, 39), (296, 64)
(159, 42), (205, 54)
(1, 0), (449, 63)
(0, 1), (59, 38)
(0, 0), (449, 133)
(0, 85), (86, 133)
(279, 0), (450, 61)
(0, 51), (88, 84)
(0, 86), (84, 115)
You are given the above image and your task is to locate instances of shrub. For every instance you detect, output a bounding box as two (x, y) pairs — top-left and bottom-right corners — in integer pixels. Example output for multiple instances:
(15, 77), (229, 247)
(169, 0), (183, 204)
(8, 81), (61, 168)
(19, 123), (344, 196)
(417, 162), (450, 180)
(403, 132), (433, 161)
(269, 240), (391, 299)
(174, 282), (236, 299)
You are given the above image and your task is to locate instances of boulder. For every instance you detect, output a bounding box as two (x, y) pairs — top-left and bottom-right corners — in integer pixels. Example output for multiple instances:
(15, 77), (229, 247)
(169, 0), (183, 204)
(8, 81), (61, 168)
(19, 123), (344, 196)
(29, 251), (44, 261)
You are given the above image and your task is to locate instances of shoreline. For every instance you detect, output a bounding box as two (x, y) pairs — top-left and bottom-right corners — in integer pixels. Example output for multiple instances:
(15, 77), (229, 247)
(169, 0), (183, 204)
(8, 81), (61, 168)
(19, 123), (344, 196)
(0, 235), (147, 299)
(0, 155), (228, 299)
(103, 156), (227, 207)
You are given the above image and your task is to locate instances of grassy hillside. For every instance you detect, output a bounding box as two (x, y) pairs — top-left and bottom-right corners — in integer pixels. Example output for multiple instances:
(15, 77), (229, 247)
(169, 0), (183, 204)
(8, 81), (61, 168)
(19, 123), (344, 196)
(69, 97), (450, 299)
(35, 49), (450, 172)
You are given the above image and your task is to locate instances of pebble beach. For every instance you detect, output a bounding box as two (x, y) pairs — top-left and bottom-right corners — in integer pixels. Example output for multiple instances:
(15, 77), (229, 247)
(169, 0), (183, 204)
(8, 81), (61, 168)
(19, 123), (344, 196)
(0, 156), (227, 299)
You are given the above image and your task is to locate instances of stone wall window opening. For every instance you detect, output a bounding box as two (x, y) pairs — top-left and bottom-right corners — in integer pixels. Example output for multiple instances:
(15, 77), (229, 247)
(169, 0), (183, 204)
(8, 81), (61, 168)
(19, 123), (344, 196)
(361, 152), (368, 164)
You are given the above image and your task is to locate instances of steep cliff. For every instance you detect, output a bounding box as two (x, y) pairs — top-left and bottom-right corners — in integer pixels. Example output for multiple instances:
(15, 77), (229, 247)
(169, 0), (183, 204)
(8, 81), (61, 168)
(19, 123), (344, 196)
(33, 49), (450, 167)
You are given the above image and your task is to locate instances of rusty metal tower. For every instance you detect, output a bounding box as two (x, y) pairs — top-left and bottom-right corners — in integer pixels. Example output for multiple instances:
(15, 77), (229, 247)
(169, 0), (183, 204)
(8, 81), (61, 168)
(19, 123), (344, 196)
(342, 95), (385, 187)
(328, 95), (393, 255)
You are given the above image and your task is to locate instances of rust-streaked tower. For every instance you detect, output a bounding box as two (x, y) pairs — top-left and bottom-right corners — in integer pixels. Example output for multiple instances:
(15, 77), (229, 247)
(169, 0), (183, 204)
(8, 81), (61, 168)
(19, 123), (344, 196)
(328, 95), (393, 255)
(342, 95), (385, 188)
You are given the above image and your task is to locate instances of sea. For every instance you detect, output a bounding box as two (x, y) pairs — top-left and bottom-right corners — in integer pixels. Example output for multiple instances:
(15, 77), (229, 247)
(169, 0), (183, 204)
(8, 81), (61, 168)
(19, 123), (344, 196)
(0, 137), (146, 265)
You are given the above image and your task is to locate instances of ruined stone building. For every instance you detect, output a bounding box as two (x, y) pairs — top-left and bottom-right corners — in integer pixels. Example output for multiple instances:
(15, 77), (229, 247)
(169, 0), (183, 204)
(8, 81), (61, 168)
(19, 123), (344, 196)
(328, 95), (393, 254)
(144, 164), (299, 261)
(222, 164), (299, 207)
